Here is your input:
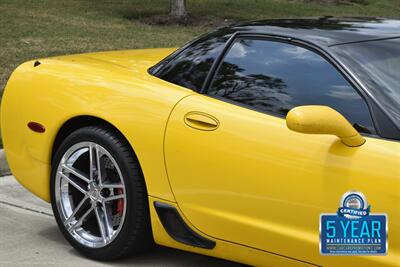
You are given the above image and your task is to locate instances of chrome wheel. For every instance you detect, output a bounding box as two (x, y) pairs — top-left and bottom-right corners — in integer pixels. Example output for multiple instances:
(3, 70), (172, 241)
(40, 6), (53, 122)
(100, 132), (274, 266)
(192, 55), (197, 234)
(54, 141), (127, 248)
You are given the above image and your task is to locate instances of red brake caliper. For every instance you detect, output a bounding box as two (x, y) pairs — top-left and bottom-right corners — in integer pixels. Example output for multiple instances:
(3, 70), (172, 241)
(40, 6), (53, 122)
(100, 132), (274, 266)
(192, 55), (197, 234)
(116, 189), (124, 214)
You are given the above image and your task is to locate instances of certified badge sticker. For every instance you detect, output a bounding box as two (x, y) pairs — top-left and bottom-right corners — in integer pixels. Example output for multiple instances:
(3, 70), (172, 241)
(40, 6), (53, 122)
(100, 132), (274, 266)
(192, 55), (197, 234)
(320, 192), (388, 255)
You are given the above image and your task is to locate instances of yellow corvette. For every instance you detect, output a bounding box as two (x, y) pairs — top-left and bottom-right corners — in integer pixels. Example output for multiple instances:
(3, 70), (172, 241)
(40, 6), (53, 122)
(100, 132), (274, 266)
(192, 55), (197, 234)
(1, 17), (400, 266)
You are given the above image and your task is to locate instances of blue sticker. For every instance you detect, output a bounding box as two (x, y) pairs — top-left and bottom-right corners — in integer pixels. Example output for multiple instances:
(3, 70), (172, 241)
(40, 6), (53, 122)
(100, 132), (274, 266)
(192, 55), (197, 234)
(320, 192), (387, 255)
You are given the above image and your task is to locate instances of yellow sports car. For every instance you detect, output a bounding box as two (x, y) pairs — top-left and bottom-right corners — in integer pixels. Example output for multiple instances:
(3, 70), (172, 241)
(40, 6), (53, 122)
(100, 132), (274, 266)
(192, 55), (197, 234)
(1, 17), (399, 266)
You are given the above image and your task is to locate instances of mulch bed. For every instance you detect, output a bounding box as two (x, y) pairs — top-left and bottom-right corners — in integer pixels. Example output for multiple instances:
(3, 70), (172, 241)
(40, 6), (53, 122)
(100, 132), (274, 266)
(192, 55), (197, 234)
(132, 14), (236, 27)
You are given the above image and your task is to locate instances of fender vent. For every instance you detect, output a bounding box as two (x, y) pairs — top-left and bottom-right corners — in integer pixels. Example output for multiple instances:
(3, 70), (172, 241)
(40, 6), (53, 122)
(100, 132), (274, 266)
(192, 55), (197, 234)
(154, 202), (216, 249)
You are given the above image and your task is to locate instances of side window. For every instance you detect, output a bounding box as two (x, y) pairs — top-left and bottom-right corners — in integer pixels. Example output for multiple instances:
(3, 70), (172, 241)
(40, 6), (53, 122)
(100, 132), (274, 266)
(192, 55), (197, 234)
(208, 38), (375, 134)
(155, 29), (232, 91)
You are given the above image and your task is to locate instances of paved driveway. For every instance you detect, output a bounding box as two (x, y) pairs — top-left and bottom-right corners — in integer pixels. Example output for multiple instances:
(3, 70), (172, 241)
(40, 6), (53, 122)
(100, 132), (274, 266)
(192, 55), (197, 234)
(0, 176), (244, 267)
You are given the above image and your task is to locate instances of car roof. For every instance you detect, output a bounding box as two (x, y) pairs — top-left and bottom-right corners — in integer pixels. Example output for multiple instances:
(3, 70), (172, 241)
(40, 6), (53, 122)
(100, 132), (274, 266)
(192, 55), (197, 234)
(229, 17), (400, 47)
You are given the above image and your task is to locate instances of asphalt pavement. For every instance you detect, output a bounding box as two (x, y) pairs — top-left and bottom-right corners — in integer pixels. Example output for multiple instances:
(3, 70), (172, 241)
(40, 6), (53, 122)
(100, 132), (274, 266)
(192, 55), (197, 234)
(0, 175), (243, 266)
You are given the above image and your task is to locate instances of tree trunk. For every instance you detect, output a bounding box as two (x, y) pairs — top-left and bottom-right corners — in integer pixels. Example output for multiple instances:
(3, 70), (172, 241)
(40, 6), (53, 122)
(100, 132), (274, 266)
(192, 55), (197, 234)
(170, 0), (187, 17)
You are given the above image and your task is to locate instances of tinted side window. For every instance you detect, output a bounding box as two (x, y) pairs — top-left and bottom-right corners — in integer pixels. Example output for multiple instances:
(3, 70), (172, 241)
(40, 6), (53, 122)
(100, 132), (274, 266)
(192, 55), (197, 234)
(208, 38), (375, 134)
(156, 29), (232, 91)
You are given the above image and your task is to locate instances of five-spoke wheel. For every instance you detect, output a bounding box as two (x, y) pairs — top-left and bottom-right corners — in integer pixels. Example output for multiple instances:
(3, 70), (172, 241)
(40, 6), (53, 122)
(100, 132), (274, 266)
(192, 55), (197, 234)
(51, 126), (153, 260)
(55, 142), (126, 248)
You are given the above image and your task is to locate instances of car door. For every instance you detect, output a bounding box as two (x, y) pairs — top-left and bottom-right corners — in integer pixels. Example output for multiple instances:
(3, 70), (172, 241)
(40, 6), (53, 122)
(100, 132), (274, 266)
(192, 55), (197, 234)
(164, 37), (400, 266)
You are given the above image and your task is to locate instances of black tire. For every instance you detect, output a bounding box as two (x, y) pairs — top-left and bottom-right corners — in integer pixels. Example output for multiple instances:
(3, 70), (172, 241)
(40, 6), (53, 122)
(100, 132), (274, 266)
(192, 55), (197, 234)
(50, 126), (154, 261)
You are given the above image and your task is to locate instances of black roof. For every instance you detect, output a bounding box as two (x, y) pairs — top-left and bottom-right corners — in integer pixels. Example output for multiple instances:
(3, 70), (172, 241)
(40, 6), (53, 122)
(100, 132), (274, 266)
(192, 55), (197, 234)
(230, 17), (400, 46)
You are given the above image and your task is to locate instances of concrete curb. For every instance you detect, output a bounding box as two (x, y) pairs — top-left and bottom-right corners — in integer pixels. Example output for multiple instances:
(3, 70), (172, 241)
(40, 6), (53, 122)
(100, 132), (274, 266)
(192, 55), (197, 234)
(0, 175), (53, 215)
(0, 149), (11, 176)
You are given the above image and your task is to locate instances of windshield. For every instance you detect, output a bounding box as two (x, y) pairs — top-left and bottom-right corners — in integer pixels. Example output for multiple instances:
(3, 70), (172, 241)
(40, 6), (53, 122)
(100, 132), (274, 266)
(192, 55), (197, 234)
(331, 38), (400, 125)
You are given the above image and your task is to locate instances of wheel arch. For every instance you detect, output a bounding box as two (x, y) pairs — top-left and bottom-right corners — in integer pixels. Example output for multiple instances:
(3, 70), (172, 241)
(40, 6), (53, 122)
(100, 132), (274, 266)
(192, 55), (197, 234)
(51, 115), (137, 163)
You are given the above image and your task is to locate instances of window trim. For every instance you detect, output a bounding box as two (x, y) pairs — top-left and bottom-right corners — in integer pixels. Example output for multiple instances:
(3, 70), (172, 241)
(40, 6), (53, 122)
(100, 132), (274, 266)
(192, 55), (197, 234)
(202, 32), (383, 138)
(149, 27), (234, 92)
(149, 33), (208, 76)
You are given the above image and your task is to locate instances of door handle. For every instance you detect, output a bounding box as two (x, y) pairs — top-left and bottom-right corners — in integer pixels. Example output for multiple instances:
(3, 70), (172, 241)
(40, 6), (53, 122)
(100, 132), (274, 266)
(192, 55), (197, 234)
(184, 112), (219, 131)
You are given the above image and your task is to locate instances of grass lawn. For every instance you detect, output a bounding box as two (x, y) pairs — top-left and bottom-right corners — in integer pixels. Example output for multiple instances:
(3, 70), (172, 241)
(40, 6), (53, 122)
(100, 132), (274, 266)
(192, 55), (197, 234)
(1, 0), (400, 94)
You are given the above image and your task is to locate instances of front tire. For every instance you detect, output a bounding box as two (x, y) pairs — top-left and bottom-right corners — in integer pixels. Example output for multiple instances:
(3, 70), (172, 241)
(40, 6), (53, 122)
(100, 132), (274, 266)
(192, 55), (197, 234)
(50, 126), (153, 261)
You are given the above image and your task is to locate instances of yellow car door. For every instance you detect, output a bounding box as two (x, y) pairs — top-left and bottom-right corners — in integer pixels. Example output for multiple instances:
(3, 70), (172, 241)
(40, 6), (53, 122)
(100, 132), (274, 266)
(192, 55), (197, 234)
(164, 38), (400, 266)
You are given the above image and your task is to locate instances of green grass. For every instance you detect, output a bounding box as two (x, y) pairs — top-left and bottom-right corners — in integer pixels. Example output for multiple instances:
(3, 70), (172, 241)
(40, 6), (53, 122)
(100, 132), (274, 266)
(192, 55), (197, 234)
(1, 0), (400, 94)
(1, 0), (400, 93)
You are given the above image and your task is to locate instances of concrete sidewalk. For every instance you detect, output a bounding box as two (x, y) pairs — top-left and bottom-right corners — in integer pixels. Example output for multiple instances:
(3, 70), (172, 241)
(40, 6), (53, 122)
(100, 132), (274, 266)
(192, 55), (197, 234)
(0, 176), (242, 267)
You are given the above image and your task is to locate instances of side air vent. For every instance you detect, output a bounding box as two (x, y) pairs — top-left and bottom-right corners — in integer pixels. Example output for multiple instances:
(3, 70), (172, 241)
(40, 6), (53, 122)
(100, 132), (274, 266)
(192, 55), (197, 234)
(154, 202), (216, 249)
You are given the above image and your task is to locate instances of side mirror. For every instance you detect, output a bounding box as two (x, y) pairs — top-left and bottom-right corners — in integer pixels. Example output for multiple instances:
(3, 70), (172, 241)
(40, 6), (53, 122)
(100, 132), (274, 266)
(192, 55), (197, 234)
(286, 105), (365, 147)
